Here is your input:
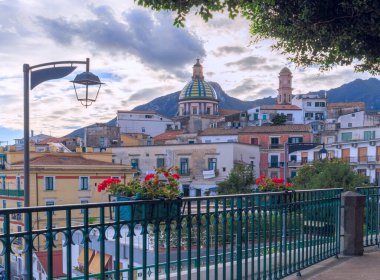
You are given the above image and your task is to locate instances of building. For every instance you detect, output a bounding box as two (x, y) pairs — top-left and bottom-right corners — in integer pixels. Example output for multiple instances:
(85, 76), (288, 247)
(327, 102), (365, 119)
(117, 110), (180, 137)
(198, 128), (239, 143)
(112, 142), (260, 197)
(239, 124), (313, 179)
(291, 92), (327, 124)
(337, 111), (380, 129)
(176, 60), (221, 133)
(85, 123), (121, 148)
(120, 133), (153, 146)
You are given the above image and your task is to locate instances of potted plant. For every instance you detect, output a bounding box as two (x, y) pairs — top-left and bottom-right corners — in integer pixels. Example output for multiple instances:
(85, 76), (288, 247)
(255, 175), (293, 206)
(98, 167), (182, 222)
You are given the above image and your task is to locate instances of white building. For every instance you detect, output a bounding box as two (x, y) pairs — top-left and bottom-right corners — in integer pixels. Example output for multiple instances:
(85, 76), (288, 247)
(112, 142), (260, 197)
(292, 92), (327, 124)
(337, 111), (380, 129)
(116, 110), (180, 137)
(198, 128), (239, 143)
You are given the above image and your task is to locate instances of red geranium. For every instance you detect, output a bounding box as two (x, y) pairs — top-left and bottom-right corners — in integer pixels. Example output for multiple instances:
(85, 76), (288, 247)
(256, 176), (292, 192)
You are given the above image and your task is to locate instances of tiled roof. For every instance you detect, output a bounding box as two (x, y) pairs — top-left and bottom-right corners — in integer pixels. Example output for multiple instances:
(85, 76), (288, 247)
(241, 124), (311, 133)
(219, 109), (242, 116)
(199, 128), (240, 136)
(179, 79), (218, 100)
(13, 154), (115, 166)
(327, 102), (365, 109)
(261, 104), (302, 110)
(154, 130), (184, 141)
(35, 250), (65, 278)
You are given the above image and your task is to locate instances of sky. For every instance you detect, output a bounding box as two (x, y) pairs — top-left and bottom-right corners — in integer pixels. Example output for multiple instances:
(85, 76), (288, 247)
(0, 0), (378, 144)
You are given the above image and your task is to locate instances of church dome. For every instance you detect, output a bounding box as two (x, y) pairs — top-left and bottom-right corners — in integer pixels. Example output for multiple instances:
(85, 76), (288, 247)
(179, 79), (218, 101)
(280, 67), (292, 74)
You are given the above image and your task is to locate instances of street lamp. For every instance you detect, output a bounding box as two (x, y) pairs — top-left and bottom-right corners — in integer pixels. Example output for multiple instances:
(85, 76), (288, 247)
(23, 58), (103, 207)
(319, 143), (328, 160)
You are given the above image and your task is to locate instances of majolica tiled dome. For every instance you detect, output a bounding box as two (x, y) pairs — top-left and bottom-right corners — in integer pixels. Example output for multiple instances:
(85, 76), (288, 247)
(179, 79), (218, 101)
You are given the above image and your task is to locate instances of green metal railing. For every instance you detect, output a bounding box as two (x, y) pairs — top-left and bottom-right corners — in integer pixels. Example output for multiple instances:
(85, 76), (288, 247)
(356, 186), (380, 247)
(0, 189), (24, 197)
(0, 189), (342, 279)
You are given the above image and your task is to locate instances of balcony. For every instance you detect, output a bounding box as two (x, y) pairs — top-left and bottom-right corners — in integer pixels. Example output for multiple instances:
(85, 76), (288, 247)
(268, 162), (284, 168)
(0, 189), (343, 279)
(0, 189), (24, 197)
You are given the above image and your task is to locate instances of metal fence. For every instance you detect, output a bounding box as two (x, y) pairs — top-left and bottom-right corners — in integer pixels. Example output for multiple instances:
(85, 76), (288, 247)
(0, 189), (342, 279)
(356, 186), (380, 247)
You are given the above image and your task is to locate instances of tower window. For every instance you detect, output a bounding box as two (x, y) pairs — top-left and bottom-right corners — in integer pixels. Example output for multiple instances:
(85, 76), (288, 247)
(192, 107), (198, 115)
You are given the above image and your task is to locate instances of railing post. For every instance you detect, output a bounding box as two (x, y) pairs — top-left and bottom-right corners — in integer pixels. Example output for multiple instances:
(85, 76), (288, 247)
(342, 191), (366, 256)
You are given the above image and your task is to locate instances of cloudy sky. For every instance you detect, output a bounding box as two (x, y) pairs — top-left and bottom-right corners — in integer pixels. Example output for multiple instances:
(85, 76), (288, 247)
(0, 0), (377, 143)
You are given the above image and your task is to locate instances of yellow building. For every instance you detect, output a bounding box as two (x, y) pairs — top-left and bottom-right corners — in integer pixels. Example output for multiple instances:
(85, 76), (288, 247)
(0, 146), (133, 253)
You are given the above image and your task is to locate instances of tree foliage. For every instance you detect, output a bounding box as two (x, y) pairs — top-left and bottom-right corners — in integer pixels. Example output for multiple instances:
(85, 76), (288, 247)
(136, 0), (380, 74)
(217, 164), (255, 195)
(271, 114), (287, 126)
(292, 158), (369, 191)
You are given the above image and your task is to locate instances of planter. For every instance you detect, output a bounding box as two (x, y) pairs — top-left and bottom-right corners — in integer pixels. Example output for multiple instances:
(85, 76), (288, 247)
(110, 196), (182, 222)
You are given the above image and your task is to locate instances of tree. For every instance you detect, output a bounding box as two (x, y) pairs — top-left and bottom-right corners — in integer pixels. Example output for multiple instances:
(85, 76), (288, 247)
(292, 158), (369, 191)
(271, 114), (287, 126)
(217, 163), (255, 195)
(137, 0), (380, 74)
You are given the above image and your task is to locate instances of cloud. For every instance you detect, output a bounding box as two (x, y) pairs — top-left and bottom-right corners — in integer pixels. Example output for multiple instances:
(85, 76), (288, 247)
(227, 78), (260, 96)
(36, 7), (205, 77)
(127, 86), (169, 102)
(225, 56), (267, 70)
(213, 46), (246, 56)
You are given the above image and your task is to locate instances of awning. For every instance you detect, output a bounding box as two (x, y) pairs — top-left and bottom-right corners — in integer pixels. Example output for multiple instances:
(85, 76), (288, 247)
(89, 252), (112, 274)
(77, 248), (94, 266)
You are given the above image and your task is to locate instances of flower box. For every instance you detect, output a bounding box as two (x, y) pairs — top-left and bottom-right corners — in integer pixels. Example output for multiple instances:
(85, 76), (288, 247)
(111, 196), (182, 222)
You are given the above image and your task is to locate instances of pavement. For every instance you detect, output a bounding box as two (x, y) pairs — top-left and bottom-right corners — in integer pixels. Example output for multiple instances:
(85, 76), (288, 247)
(284, 247), (380, 280)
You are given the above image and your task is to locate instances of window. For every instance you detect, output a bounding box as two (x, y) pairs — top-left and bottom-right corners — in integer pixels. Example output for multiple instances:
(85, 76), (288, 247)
(270, 137), (279, 148)
(14, 176), (21, 190)
(2, 200), (6, 208)
(315, 113), (324, 120)
(315, 102), (326, 107)
(157, 158), (165, 168)
(44, 177), (55, 191)
(17, 201), (21, 208)
(142, 127), (145, 133)
(291, 170), (297, 178)
(305, 112), (313, 118)
(364, 131), (376, 140)
(145, 115), (153, 119)
(206, 107), (211, 114)
(80, 199), (89, 214)
(286, 114), (293, 121)
(131, 159), (139, 169)
(269, 155), (279, 167)
(15, 226), (22, 245)
(262, 115), (267, 120)
(208, 158), (217, 171)
(182, 184), (190, 197)
(290, 155), (297, 162)
(306, 102), (312, 106)
(348, 123), (352, 128)
(1, 176), (5, 190)
(180, 158), (189, 175)
(357, 169), (367, 176)
(288, 137), (303, 144)
(341, 132), (352, 142)
(270, 172), (279, 178)
(192, 107), (197, 115)
(99, 137), (105, 147)
(250, 138), (259, 145)
(79, 176), (89, 190)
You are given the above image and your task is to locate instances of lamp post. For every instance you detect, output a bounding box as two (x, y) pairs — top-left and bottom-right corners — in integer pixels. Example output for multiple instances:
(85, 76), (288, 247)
(22, 58), (102, 279)
(23, 58), (102, 207)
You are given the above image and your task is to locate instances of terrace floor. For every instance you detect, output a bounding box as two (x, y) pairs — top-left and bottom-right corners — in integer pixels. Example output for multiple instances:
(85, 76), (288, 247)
(284, 247), (380, 280)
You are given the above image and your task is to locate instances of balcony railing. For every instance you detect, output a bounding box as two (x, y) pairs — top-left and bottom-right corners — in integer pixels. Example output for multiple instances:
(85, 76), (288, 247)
(0, 189), (24, 197)
(0, 189), (342, 279)
(268, 162), (284, 168)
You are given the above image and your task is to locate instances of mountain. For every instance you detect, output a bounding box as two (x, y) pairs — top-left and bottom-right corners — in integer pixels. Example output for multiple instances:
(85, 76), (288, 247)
(306, 78), (380, 110)
(133, 82), (276, 116)
(65, 78), (380, 138)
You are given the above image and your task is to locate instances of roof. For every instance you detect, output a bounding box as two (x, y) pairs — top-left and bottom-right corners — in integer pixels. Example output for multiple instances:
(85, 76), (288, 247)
(327, 102), (365, 109)
(179, 79), (218, 101)
(280, 67), (292, 74)
(35, 250), (65, 278)
(117, 110), (159, 114)
(261, 104), (302, 110)
(154, 130), (184, 141)
(219, 109), (242, 116)
(241, 124), (311, 133)
(199, 128), (240, 136)
(13, 154), (115, 166)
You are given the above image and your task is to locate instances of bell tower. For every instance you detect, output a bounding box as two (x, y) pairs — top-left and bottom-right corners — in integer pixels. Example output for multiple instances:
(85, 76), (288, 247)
(277, 67), (293, 104)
